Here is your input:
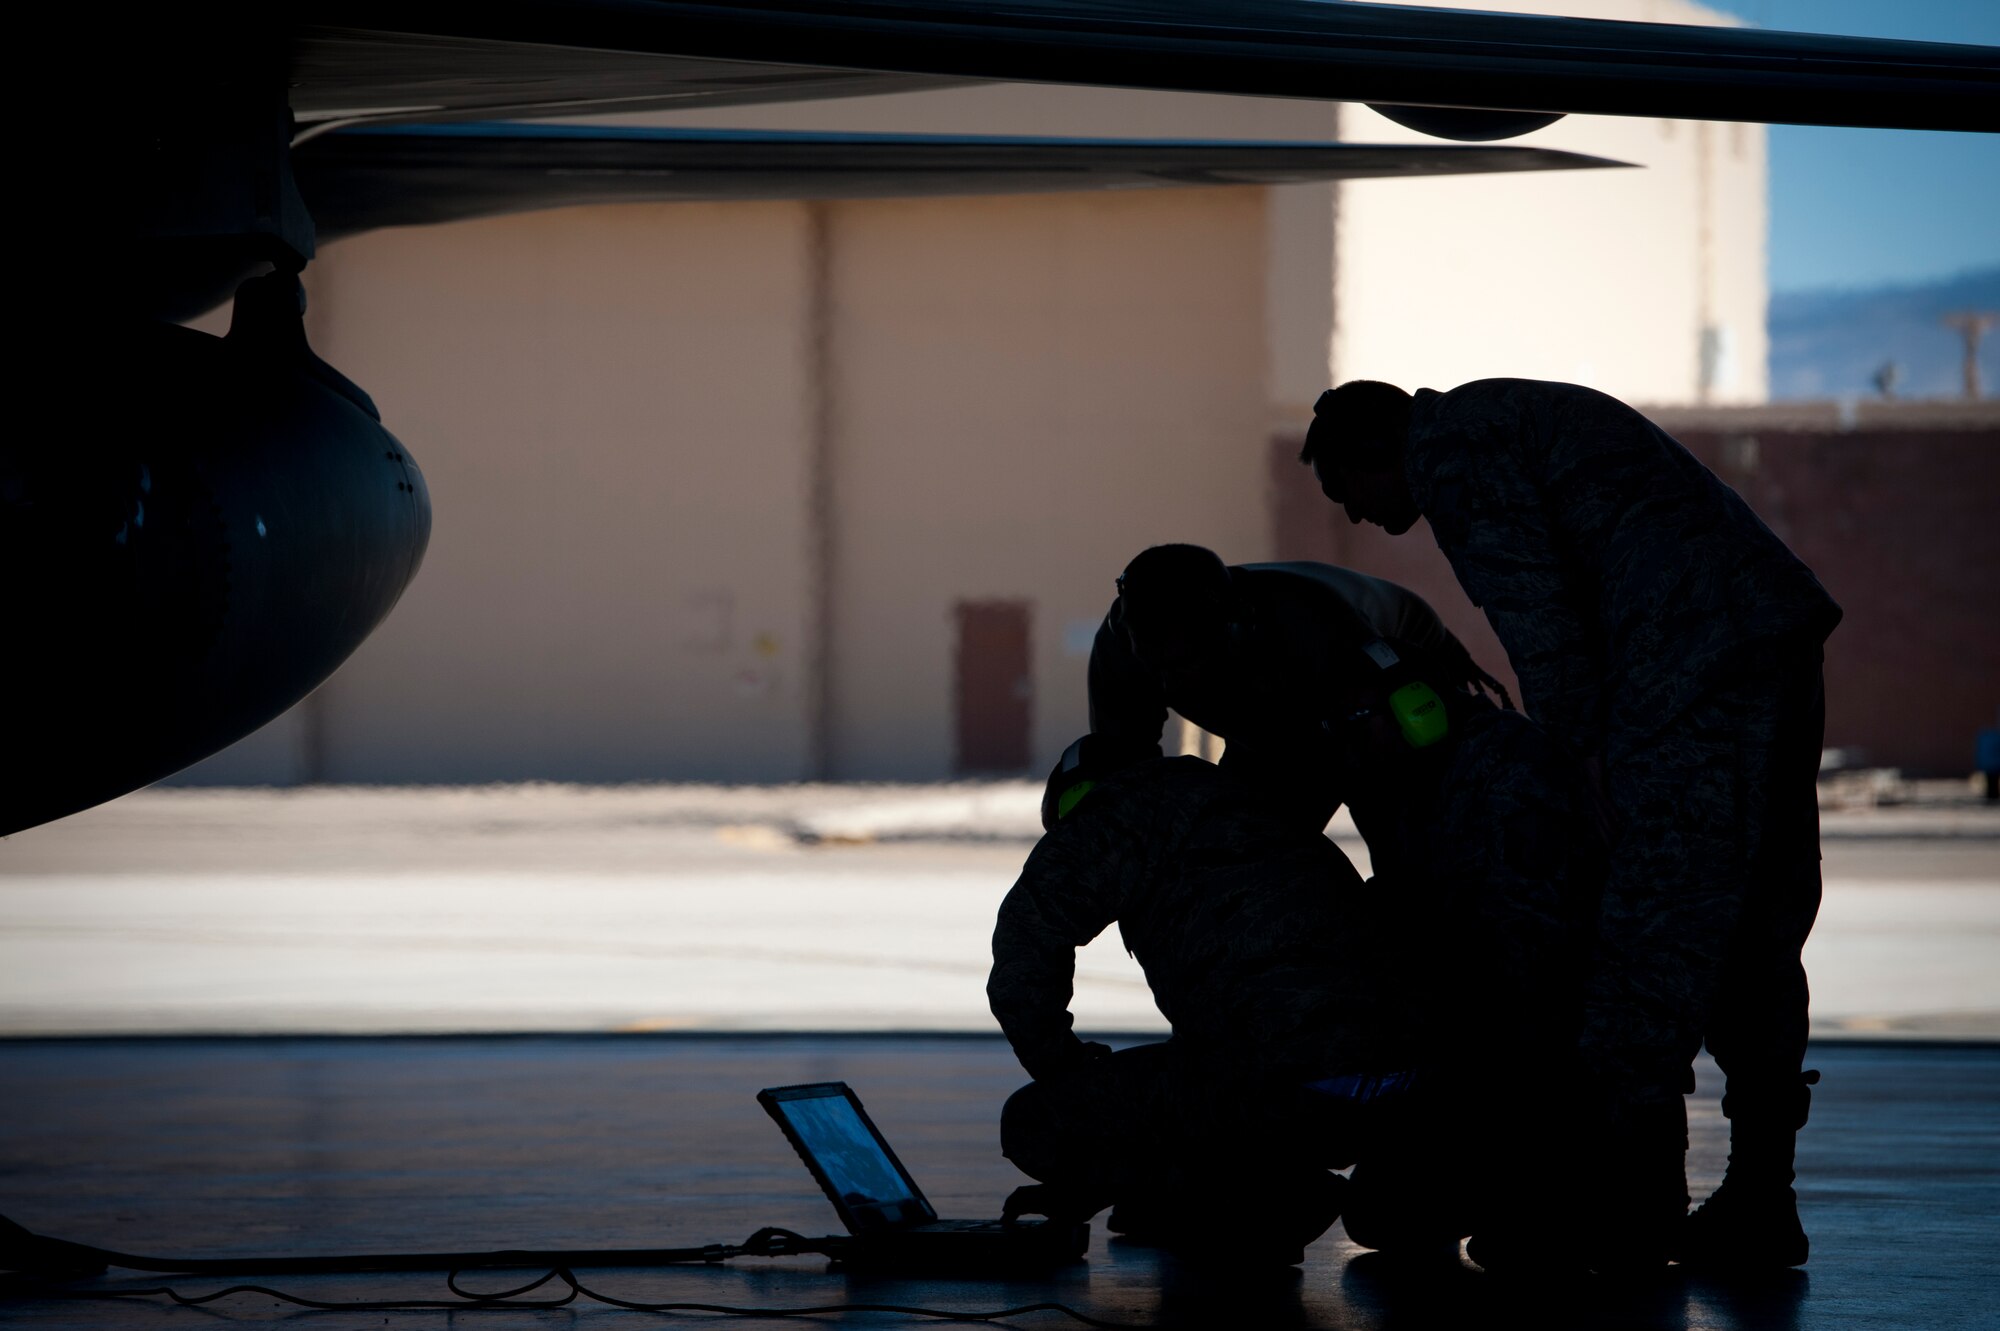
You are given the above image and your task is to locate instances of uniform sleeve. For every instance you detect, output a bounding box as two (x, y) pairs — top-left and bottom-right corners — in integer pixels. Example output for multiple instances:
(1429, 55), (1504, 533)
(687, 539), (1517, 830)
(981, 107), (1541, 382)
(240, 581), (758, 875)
(1085, 602), (1168, 752)
(988, 806), (1149, 1080)
(1412, 401), (1608, 758)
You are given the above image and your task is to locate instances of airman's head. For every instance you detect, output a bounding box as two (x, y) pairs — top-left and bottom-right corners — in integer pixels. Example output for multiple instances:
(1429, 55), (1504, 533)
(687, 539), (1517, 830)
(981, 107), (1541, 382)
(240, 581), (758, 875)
(1116, 544), (1241, 698)
(1301, 381), (1422, 535)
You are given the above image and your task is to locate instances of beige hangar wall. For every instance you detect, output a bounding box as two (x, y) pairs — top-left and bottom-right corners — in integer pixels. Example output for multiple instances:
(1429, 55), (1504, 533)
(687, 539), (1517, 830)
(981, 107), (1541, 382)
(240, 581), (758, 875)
(176, 183), (1276, 785)
(820, 187), (1271, 779)
(299, 203), (818, 783)
(604, 79), (1344, 420)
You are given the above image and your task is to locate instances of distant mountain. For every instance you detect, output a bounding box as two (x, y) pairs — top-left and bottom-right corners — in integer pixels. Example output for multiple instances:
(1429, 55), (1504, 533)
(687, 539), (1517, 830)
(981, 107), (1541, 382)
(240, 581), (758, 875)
(1769, 268), (2000, 401)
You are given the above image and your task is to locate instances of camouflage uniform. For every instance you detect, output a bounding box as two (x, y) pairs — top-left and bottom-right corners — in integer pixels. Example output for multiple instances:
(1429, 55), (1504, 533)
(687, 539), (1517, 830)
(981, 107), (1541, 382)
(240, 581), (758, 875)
(1402, 378), (1841, 1116)
(1087, 561), (1489, 830)
(1350, 701), (1605, 1070)
(988, 757), (1419, 1211)
(991, 756), (1416, 1085)
(1339, 700), (1607, 1251)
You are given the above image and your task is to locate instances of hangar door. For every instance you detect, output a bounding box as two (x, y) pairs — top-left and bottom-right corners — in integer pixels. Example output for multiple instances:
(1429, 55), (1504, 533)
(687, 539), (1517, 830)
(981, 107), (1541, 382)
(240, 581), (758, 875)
(953, 600), (1033, 775)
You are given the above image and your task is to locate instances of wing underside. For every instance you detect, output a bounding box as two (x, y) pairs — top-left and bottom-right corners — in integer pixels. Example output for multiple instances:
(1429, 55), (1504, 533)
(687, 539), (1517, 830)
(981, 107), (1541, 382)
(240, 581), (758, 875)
(297, 123), (1628, 239)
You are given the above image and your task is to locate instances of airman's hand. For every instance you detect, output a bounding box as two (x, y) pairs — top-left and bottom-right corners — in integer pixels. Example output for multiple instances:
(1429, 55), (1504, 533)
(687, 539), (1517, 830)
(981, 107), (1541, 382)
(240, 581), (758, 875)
(1001, 1182), (1102, 1225)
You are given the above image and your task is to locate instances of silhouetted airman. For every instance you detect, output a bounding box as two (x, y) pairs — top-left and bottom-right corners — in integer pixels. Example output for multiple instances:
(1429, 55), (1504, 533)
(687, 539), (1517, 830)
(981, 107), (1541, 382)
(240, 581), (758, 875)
(1304, 376), (1840, 1273)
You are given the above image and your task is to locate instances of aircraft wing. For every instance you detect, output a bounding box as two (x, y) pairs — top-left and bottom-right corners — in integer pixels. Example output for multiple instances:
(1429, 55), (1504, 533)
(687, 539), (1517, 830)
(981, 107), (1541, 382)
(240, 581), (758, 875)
(295, 124), (1626, 240)
(294, 0), (1999, 134)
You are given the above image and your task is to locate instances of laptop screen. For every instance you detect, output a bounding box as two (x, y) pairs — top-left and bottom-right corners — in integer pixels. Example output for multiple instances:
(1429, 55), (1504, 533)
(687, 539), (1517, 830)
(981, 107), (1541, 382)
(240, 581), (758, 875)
(762, 1084), (933, 1231)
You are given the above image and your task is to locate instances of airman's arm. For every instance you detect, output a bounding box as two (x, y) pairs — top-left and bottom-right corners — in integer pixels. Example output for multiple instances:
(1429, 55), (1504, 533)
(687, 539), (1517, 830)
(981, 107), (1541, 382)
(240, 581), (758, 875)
(988, 811), (1144, 1081)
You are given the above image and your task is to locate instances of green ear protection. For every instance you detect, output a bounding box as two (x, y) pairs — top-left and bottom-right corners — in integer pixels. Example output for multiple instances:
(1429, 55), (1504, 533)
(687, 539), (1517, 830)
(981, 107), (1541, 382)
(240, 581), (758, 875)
(1056, 779), (1098, 820)
(1042, 733), (1155, 831)
(1387, 680), (1450, 748)
(1359, 639), (1450, 749)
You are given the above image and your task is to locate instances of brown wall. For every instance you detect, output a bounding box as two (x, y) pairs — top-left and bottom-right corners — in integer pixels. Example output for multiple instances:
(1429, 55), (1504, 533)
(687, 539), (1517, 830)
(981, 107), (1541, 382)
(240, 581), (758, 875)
(1270, 416), (2000, 775)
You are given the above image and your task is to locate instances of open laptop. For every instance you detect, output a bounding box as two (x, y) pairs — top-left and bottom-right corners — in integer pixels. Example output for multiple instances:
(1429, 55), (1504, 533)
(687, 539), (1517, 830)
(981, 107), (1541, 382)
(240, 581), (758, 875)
(758, 1082), (1088, 1270)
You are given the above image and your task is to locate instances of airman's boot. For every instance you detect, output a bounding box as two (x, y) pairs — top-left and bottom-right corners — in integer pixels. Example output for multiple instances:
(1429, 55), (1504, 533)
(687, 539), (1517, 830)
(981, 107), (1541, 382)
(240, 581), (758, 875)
(1678, 1071), (1815, 1270)
(1583, 1097), (1689, 1279)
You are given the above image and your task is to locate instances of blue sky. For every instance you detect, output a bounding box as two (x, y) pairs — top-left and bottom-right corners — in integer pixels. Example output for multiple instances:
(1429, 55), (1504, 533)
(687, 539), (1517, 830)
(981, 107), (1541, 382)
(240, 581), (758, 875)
(1699, 0), (1999, 292)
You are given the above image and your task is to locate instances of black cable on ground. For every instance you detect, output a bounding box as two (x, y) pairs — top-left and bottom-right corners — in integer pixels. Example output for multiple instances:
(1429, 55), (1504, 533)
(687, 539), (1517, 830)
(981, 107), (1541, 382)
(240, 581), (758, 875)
(4, 1213), (837, 1276)
(16, 1269), (1146, 1327)
(2, 1216), (1150, 1328)
(0, 1217), (840, 1284)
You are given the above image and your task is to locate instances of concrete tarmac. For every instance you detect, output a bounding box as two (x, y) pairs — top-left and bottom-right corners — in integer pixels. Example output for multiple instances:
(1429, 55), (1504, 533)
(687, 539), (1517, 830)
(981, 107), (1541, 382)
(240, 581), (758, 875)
(2, 1035), (1996, 1329)
(3, 787), (1997, 1326)
(1, 785), (1996, 1037)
